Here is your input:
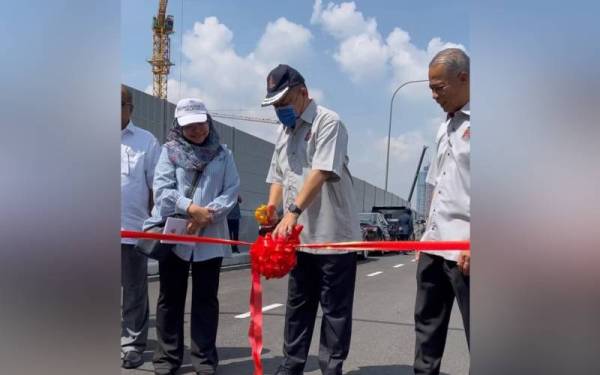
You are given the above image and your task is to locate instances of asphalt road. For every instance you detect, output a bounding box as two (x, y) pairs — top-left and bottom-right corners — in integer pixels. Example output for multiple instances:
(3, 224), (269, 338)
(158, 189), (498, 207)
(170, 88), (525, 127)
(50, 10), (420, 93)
(123, 252), (469, 375)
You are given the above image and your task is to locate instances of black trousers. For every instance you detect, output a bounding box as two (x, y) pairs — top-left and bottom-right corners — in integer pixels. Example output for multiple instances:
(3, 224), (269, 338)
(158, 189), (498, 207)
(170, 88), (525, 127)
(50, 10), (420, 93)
(414, 253), (470, 375)
(227, 218), (240, 252)
(121, 244), (149, 353)
(281, 252), (357, 375)
(153, 252), (223, 374)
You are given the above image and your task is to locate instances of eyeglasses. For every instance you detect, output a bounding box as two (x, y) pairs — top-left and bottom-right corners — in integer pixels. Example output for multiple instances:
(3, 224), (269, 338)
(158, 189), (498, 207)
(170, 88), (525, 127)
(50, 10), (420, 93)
(429, 84), (449, 94)
(121, 102), (132, 108)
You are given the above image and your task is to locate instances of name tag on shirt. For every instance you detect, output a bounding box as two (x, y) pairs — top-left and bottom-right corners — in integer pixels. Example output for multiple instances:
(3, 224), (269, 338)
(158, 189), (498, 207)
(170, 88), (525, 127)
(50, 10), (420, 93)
(161, 217), (188, 244)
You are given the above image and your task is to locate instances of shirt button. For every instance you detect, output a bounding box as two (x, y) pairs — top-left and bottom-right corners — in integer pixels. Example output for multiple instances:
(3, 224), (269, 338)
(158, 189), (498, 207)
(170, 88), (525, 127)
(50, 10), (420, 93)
(447, 152), (450, 156)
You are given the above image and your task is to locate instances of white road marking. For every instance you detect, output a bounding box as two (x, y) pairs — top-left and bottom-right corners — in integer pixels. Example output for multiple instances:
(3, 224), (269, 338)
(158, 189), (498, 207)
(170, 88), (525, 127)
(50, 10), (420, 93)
(235, 303), (283, 319)
(411, 259), (417, 262)
(393, 264), (405, 268)
(367, 271), (383, 277)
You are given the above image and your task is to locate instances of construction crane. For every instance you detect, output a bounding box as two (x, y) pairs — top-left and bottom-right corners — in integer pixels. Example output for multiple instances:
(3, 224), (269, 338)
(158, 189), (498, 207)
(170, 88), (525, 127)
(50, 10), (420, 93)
(148, 0), (174, 99)
(210, 112), (280, 124)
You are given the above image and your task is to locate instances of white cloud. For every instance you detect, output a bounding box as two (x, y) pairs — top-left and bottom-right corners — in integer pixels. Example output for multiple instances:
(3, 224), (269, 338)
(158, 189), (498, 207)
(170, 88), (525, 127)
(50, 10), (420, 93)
(158, 16), (324, 142)
(311, 0), (377, 39)
(334, 34), (389, 82)
(311, 1), (466, 94)
(380, 131), (429, 163)
(426, 37), (465, 60)
(386, 28), (428, 84)
(181, 17), (265, 108)
(254, 17), (313, 63)
(145, 79), (212, 104)
(349, 129), (434, 198)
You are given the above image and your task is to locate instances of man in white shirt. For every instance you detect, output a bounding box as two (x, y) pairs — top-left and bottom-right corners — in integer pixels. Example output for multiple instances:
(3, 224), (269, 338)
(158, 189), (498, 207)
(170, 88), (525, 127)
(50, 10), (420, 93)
(413, 49), (470, 375)
(261, 64), (361, 375)
(121, 85), (161, 369)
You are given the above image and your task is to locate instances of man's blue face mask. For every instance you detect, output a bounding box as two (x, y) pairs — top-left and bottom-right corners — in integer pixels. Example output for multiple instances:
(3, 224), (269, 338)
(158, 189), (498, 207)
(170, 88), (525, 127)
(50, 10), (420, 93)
(275, 105), (298, 128)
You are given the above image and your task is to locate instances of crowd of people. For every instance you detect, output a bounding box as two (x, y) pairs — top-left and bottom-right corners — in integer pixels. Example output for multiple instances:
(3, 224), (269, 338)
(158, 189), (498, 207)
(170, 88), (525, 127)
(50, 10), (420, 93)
(120, 47), (471, 375)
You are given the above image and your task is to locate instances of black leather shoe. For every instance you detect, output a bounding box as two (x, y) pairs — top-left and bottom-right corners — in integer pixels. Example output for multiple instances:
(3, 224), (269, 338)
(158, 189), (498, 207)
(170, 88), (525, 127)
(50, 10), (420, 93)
(122, 350), (144, 369)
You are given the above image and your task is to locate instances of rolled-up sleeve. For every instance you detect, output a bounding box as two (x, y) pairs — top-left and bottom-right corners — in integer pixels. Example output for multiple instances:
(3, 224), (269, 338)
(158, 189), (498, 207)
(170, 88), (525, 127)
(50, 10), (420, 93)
(152, 147), (190, 217)
(311, 118), (347, 178)
(206, 150), (241, 222)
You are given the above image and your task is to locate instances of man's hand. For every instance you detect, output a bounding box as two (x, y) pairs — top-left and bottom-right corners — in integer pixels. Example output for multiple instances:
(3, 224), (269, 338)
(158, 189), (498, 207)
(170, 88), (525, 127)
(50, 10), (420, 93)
(187, 203), (214, 228)
(273, 212), (298, 238)
(457, 251), (470, 276)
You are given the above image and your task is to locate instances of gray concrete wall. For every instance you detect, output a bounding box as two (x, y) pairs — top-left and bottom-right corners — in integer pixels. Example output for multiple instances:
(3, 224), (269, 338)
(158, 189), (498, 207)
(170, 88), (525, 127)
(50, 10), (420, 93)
(126, 85), (407, 244)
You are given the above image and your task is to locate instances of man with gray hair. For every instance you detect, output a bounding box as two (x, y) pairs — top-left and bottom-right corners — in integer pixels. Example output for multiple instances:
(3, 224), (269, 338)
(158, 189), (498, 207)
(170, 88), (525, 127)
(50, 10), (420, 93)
(413, 48), (470, 374)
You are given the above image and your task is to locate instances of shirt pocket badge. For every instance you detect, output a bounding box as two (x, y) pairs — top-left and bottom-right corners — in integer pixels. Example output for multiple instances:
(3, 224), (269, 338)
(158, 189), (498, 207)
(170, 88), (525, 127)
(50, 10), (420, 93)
(462, 127), (470, 141)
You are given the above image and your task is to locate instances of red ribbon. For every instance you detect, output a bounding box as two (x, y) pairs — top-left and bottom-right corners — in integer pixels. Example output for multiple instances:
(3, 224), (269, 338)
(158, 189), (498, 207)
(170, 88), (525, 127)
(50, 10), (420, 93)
(121, 230), (253, 246)
(249, 267), (263, 375)
(121, 230), (469, 375)
(120, 230), (468, 251)
(300, 240), (470, 251)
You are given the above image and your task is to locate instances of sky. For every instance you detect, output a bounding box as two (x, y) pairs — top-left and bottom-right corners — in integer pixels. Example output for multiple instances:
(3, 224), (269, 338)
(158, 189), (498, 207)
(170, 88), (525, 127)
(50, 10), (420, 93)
(121, 0), (469, 200)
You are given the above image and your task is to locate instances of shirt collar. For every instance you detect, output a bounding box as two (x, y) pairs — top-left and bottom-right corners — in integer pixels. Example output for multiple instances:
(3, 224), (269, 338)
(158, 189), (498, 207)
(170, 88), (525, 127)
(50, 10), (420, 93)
(122, 121), (135, 135)
(299, 100), (318, 125)
(460, 102), (470, 116)
(447, 102), (470, 120)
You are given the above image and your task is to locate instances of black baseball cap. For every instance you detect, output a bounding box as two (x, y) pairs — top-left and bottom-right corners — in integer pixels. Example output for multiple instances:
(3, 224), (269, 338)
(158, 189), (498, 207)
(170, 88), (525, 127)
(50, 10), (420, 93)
(261, 64), (305, 107)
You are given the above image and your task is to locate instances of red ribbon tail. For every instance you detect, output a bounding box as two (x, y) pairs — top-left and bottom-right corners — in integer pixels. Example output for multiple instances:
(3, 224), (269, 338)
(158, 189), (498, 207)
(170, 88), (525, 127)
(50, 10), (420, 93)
(249, 267), (263, 375)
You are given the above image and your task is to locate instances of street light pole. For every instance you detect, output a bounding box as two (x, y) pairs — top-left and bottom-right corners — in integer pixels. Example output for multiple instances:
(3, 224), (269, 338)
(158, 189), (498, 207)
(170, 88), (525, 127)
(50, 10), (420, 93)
(384, 79), (429, 195)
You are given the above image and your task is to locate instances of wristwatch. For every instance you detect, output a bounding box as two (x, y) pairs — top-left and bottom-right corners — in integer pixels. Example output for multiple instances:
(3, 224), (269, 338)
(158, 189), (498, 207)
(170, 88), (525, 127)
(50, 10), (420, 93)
(288, 203), (303, 216)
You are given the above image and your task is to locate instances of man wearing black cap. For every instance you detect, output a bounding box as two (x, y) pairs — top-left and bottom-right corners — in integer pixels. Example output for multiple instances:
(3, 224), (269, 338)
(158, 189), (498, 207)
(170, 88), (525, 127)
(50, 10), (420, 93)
(261, 64), (361, 375)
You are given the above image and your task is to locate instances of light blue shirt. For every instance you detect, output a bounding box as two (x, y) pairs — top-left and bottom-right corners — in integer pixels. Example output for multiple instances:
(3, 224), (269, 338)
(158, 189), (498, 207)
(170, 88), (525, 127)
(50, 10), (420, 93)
(144, 144), (240, 262)
(121, 122), (161, 245)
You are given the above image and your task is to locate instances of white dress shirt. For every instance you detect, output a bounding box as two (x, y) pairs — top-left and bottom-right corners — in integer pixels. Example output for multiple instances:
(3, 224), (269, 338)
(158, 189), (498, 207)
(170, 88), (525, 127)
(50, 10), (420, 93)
(121, 122), (161, 245)
(421, 103), (470, 262)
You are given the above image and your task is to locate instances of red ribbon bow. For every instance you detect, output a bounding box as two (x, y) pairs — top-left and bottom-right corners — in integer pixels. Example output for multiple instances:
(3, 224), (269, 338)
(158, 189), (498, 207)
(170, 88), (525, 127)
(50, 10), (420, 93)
(248, 225), (303, 375)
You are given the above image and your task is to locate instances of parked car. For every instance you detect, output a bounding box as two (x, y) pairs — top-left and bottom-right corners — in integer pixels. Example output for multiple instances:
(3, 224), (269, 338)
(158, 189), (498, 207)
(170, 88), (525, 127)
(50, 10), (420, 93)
(359, 212), (392, 241)
(371, 206), (415, 241)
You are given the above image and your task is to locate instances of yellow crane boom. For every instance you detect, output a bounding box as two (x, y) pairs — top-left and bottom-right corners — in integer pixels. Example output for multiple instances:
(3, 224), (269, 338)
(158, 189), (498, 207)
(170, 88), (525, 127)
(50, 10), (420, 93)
(148, 0), (174, 99)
